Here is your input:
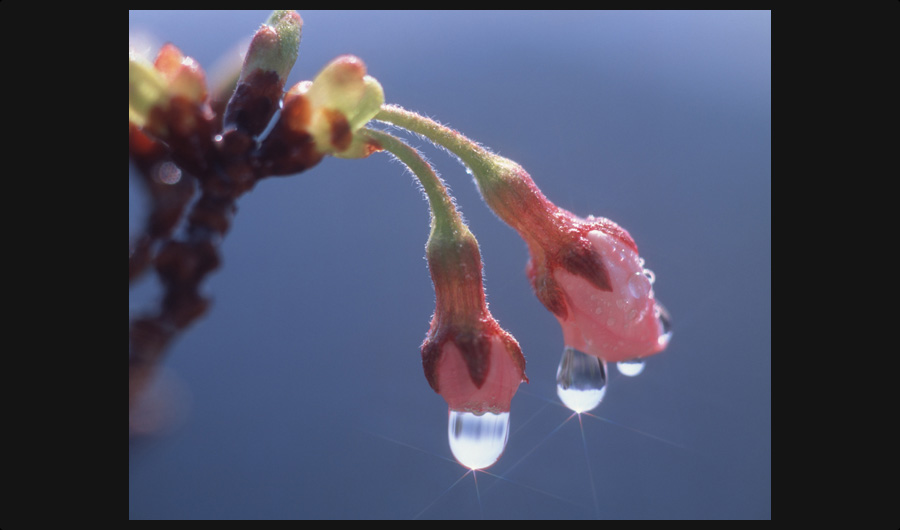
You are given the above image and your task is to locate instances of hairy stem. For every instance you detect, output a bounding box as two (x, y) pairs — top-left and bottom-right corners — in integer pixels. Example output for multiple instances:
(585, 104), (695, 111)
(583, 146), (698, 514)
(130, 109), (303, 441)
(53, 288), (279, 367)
(375, 104), (496, 185)
(361, 128), (461, 235)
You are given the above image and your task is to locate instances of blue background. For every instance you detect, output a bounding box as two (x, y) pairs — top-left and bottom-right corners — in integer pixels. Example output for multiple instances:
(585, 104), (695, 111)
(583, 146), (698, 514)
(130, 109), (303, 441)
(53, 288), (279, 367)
(129, 10), (770, 519)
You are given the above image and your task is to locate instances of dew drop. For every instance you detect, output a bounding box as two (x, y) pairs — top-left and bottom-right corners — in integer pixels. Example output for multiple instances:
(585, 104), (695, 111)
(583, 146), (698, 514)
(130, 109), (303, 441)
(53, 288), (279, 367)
(447, 409), (510, 470)
(643, 268), (656, 285)
(627, 271), (651, 299)
(655, 302), (673, 348)
(556, 346), (608, 413)
(616, 358), (646, 377)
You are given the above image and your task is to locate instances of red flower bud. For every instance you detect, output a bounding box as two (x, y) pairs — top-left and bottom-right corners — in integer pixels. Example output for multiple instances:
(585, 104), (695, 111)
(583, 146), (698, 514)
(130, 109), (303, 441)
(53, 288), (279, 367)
(527, 214), (670, 362)
(372, 106), (671, 366)
(420, 232), (527, 414)
(482, 160), (670, 363)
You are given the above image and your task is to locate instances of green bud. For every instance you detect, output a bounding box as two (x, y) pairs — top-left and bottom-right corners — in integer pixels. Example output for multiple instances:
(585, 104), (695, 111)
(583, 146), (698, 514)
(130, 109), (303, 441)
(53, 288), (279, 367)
(240, 10), (303, 84)
(347, 75), (385, 132)
(129, 51), (168, 127)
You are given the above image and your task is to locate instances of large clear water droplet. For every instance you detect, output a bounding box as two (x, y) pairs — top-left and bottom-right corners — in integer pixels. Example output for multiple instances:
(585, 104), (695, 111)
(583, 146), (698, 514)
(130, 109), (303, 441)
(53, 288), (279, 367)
(655, 302), (673, 348)
(447, 409), (510, 470)
(616, 358), (646, 377)
(556, 347), (608, 413)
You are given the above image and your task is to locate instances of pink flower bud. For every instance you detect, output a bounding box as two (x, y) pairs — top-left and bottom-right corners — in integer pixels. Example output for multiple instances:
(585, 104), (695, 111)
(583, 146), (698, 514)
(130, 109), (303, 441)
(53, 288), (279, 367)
(421, 232), (527, 414)
(527, 214), (670, 362)
(480, 159), (670, 363)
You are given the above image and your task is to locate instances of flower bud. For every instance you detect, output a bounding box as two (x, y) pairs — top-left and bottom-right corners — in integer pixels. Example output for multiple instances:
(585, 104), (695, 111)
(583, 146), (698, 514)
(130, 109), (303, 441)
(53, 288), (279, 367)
(278, 55), (385, 158)
(421, 230), (527, 414)
(526, 213), (670, 362)
(129, 51), (168, 128)
(224, 11), (302, 136)
(372, 106), (671, 364)
(445, 153), (671, 363)
(129, 44), (209, 139)
(238, 10), (302, 86)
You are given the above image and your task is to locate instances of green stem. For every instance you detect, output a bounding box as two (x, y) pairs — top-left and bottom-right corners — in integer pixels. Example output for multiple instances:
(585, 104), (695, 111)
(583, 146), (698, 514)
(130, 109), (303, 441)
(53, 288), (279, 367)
(375, 104), (497, 185)
(362, 128), (462, 238)
(363, 127), (488, 321)
(375, 104), (562, 250)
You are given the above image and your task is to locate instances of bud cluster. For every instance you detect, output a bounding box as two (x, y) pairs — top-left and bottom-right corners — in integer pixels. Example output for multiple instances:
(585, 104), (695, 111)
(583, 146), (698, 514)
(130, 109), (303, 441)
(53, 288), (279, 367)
(130, 13), (670, 463)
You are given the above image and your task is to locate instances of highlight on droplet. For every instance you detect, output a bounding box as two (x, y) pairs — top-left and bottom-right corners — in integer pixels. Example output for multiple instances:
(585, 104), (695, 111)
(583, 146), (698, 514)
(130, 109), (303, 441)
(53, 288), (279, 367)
(447, 409), (510, 470)
(616, 359), (646, 377)
(556, 346), (608, 413)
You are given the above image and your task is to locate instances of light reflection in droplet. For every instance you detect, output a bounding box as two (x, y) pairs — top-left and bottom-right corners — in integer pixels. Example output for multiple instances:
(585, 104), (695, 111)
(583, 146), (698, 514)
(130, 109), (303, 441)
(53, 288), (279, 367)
(447, 409), (510, 470)
(655, 302), (673, 348)
(616, 359), (646, 377)
(556, 347), (607, 413)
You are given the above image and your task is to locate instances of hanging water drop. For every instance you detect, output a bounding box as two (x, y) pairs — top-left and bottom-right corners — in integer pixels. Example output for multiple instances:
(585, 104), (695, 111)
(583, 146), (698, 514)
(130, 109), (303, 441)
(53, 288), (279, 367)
(616, 358), (645, 377)
(447, 409), (510, 470)
(655, 302), (673, 348)
(556, 346), (608, 413)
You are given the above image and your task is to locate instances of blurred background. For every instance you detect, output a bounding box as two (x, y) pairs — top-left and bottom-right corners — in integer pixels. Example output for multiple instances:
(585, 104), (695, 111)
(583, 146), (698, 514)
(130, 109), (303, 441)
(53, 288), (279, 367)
(129, 10), (770, 519)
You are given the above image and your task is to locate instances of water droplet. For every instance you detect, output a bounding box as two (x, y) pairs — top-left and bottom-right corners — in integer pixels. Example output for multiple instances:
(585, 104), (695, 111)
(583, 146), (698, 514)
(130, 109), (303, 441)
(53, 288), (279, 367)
(627, 271), (651, 299)
(643, 268), (656, 285)
(626, 308), (639, 322)
(447, 409), (510, 470)
(616, 359), (645, 377)
(556, 347), (608, 413)
(655, 302), (673, 348)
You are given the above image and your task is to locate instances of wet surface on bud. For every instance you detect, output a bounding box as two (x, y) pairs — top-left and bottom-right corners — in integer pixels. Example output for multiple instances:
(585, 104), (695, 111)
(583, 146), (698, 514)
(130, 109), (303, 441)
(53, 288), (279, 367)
(552, 228), (668, 362)
(223, 70), (284, 137)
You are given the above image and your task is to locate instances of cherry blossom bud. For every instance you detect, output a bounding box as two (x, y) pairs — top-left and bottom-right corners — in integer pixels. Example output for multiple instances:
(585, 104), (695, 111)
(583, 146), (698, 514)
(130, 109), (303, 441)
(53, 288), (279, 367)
(154, 43), (208, 103)
(525, 212), (670, 362)
(476, 161), (669, 361)
(421, 230), (527, 413)
(278, 55), (385, 158)
(224, 11), (303, 136)
(238, 10), (302, 86)
(373, 106), (671, 364)
(128, 44), (209, 139)
(447, 153), (670, 363)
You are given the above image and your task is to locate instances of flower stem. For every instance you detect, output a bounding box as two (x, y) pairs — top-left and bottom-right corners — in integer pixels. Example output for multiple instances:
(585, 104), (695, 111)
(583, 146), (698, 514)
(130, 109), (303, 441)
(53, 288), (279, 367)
(375, 104), (562, 250)
(362, 128), (462, 238)
(362, 128), (488, 321)
(375, 104), (496, 183)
